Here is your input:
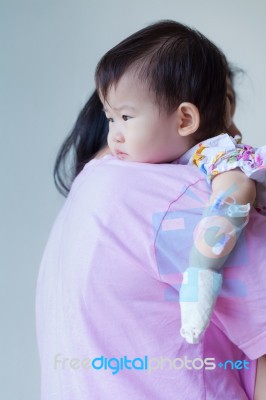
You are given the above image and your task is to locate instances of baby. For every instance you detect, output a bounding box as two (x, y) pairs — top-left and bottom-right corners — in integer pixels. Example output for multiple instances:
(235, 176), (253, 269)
(95, 20), (266, 344)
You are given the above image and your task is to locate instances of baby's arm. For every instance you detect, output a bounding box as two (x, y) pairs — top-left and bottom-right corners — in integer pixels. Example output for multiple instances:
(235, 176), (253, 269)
(205, 169), (256, 259)
(211, 169), (256, 209)
(187, 170), (256, 272)
(180, 170), (256, 344)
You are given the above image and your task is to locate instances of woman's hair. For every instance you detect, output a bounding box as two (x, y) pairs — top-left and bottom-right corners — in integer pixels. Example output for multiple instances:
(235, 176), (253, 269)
(96, 19), (228, 142)
(53, 90), (108, 196)
(54, 20), (241, 197)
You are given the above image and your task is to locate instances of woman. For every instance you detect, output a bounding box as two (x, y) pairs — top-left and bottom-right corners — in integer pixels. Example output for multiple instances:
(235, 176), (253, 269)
(36, 64), (266, 398)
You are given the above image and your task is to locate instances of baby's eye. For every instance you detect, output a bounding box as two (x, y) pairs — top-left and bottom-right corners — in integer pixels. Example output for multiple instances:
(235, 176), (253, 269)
(122, 115), (131, 121)
(107, 117), (114, 123)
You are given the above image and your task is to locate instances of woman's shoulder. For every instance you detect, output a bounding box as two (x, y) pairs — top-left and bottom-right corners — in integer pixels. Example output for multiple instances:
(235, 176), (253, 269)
(70, 154), (206, 206)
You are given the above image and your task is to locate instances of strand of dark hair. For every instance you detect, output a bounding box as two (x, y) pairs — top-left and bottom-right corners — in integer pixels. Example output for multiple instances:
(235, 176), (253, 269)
(53, 90), (108, 196)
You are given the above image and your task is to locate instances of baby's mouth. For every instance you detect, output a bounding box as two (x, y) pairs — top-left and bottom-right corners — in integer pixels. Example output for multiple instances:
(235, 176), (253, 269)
(115, 150), (128, 160)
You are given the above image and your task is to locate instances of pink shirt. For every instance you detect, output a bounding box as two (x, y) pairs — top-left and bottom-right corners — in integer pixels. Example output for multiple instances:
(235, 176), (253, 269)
(36, 155), (266, 399)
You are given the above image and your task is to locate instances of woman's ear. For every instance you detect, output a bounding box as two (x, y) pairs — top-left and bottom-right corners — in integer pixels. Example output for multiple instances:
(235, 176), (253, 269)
(176, 102), (200, 136)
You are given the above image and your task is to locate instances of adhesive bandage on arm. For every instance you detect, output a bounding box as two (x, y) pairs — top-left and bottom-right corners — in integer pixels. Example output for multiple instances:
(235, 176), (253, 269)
(179, 189), (250, 344)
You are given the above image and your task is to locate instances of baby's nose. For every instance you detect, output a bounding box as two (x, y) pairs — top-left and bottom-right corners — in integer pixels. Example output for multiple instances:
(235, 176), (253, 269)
(113, 132), (125, 143)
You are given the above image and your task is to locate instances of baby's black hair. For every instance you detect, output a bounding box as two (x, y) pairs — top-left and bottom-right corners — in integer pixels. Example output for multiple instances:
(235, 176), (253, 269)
(96, 20), (228, 141)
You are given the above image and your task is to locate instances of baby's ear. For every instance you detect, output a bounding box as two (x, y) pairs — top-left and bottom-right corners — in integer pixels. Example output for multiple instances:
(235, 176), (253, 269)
(176, 102), (200, 136)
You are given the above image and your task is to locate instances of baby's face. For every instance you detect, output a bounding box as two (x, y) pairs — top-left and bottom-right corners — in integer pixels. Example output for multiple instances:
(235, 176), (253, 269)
(101, 72), (193, 163)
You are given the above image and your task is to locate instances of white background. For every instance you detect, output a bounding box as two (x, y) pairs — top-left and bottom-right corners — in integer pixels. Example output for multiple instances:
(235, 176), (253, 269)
(1, 0), (265, 398)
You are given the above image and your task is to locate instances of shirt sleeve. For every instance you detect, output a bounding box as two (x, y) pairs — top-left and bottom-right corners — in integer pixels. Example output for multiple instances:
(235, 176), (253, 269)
(189, 133), (243, 183)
